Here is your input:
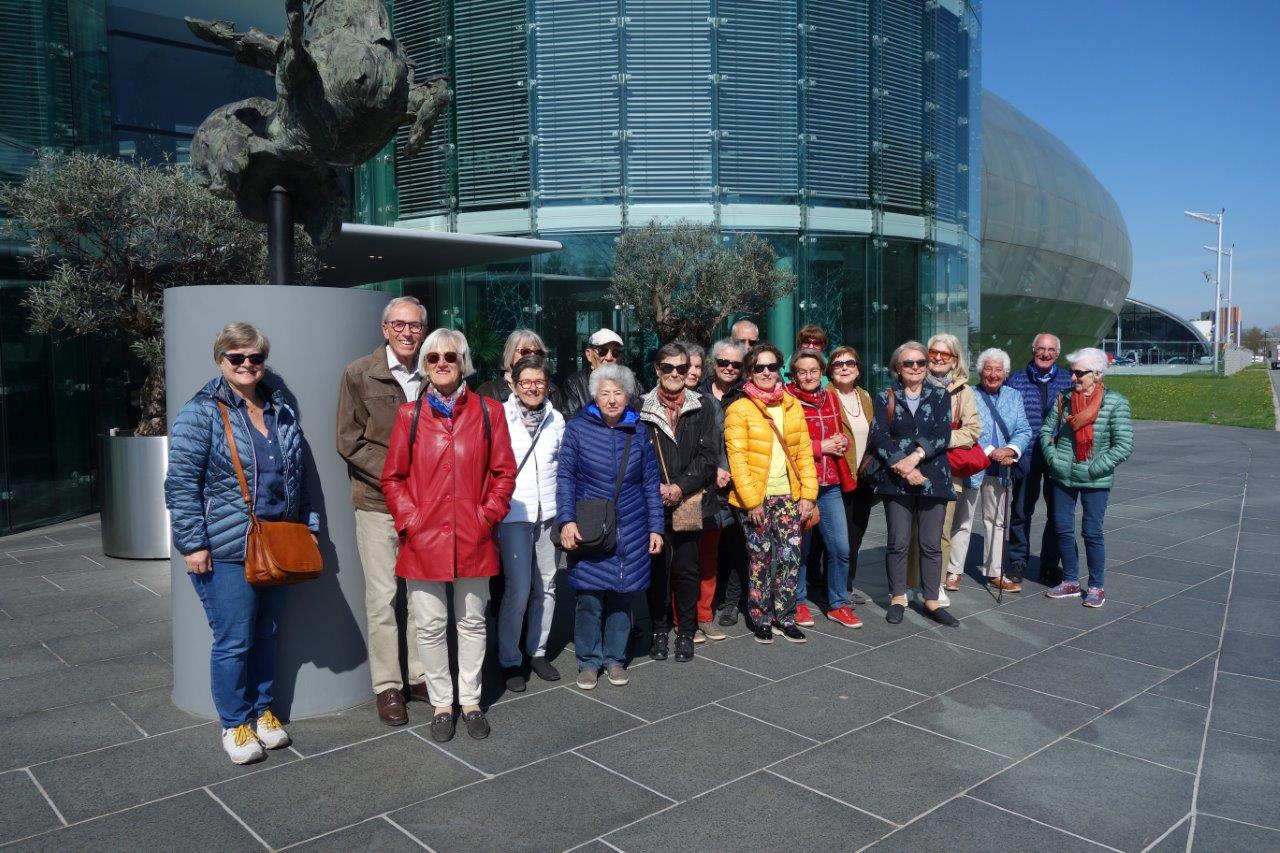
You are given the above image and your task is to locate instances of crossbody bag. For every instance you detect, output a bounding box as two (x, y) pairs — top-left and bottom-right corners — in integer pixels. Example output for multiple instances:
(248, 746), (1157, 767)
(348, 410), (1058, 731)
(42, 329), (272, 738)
(758, 403), (820, 531)
(652, 432), (705, 533)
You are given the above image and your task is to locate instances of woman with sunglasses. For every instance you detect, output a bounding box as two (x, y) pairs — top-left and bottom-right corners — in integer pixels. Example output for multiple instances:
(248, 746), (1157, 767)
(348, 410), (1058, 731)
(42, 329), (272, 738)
(166, 322), (318, 765)
(725, 344), (818, 643)
(382, 328), (517, 742)
(827, 346), (876, 606)
(475, 329), (564, 411)
(870, 342), (958, 627)
(698, 339), (748, 633)
(1041, 348), (1133, 609)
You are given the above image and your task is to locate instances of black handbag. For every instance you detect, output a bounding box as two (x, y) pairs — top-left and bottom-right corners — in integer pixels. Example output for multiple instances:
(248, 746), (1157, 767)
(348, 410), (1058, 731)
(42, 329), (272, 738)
(570, 433), (633, 558)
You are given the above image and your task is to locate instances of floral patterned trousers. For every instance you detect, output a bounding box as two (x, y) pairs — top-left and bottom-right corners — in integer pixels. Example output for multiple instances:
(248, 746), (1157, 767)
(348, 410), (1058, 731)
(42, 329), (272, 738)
(743, 496), (803, 628)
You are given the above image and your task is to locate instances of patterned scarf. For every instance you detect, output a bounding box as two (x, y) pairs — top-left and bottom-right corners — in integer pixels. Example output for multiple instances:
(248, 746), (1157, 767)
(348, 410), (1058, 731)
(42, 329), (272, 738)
(656, 385), (686, 432)
(1065, 384), (1105, 462)
(517, 398), (548, 437)
(743, 380), (784, 407)
(426, 383), (465, 419)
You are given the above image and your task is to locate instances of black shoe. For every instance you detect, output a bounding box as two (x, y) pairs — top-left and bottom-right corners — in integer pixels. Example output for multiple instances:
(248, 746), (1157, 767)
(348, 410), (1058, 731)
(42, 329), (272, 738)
(886, 603), (905, 625)
(503, 667), (526, 693)
(847, 592), (868, 606)
(429, 711), (455, 743)
(1041, 566), (1063, 587)
(674, 633), (695, 662)
(650, 631), (669, 661)
(462, 709), (490, 740)
(775, 622), (807, 643)
(752, 623), (774, 644)
(925, 606), (960, 627)
(529, 656), (560, 682)
(1009, 561), (1027, 584)
(717, 606), (740, 627)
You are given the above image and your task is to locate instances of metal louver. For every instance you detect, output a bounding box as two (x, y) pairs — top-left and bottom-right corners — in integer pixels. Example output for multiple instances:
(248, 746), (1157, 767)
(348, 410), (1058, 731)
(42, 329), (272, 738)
(393, 0), (449, 217)
(929, 5), (959, 221)
(804, 0), (871, 206)
(877, 0), (922, 212)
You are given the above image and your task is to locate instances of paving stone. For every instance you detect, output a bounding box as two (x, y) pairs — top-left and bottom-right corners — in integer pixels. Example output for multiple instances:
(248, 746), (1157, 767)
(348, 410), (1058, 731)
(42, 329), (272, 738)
(0, 653), (172, 720)
(918, 610), (1081, 660)
(973, 738), (1194, 850)
(4, 790), (260, 852)
(1067, 619), (1218, 670)
(92, 593), (171, 628)
(894, 678), (1097, 760)
(0, 770), (63, 845)
(110, 687), (214, 737)
(1237, 530), (1280, 554)
(1097, 569), (1192, 606)
(0, 701), (144, 772)
(0, 576), (63, 602)
(1198, 729), (1280, 831)
(1160, 542), (1237, 571)
(0, 585), (161, 621)
(421, 686), (641, 775)
(0, 642), (65, 681)
(1147, 819), (1190, 853)
(606, 771), (893, 851)
(870, 795), (1104, 852)
(1209, 672), (1280, 740)
(1224, 597), (1280, 638)
(212, 731), (479, 848)
(290, 816), (424, 851)
(1148, 654), (1216, 708)
(1191, 814), (1280, 851)
(991, 646), (1173, 709)
(827, 635), (1010, 697)
(569, 654), (766, 723)
(998, 589), (1139, 630)
(694, 625), (870, 680)
(1073, 693), (1207, 772)
(1128, 592), (1226, 637)
(1109, 554), (1228, 587)
(0, 608), (115, 648)
(1232, 548), (1280, 575)
(42, 619), (170, 665)
(1218, 630), (1280, 681)
(1230, 569), (1280, 601)
(284, 700), (403, 757)
(801, 602), (928, 647)
(721, 664), (923, 741)
(391, 752), (669, 853)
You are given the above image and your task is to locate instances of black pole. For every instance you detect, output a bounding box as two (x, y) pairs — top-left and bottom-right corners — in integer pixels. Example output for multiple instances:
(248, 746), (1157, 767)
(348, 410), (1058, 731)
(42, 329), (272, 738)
(267, 185), (295, 285)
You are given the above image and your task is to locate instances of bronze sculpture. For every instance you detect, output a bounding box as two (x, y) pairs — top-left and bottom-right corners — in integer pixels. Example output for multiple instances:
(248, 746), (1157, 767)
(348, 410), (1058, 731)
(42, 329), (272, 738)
(185, 0), (448, 247)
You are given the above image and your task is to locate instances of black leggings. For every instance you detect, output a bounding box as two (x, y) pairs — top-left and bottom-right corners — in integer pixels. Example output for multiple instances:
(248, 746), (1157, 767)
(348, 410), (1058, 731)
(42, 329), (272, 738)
(648, 530), (701, 635)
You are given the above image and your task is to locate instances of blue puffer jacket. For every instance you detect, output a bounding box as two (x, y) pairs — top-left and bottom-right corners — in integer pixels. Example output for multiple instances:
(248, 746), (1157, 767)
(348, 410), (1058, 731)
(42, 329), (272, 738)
(1005, 364), (1073, 444)
(555, 405), (664, 593)
(165, 377), (318, 560)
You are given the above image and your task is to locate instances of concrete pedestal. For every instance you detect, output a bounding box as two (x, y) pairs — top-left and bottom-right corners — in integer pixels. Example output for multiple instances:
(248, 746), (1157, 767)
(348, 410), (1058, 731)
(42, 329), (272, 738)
(165, 285), (384, 720)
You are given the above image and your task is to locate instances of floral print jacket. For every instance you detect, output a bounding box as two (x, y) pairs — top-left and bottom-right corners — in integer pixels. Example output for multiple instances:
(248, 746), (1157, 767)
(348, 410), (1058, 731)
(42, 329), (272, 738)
(869, 381), (956, 500)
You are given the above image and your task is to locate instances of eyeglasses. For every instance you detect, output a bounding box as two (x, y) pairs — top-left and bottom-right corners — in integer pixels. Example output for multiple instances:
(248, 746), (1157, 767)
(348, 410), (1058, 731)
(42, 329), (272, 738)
(594, 345), (623, 358)
(385, 320), (425, 334)
(793, 368), (823, 379)
(715, 358), (743, 370)
(831, 358), (859, 370)
(751, 362), (780, 374)
(1034, 347), (1060, 355)
(739, 339), (759, 348)
(425, 351), (458, 365)
(928, 349), (955, 361)
(516, 378), (547, 390)
(900, 358), (928, 369)
(656, 362), (691, 376)
(515, 346), (545, 358)
(223, 352), (265, 366)
(1070, 369), (1094, 378)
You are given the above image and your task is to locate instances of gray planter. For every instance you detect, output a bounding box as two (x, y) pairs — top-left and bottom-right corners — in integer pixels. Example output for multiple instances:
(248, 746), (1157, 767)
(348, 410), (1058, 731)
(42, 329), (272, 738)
(99, 431), (171, 560)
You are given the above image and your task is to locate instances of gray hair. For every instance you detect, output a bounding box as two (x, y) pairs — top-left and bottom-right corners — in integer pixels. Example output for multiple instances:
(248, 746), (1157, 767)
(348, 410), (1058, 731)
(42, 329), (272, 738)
(928, 333), (969, 383)
(677, 340), (705, 363)
(1032, 332), (1062, 352)
(420, 327), (476, 379)
(731, 319), (760, 339)
(213, 321), (270, 364)
(976, 347), (1011, 374)
(589, 363), (637, 398)
(709, 338), (745, 362)
(501, 328), (547, 371)
(381, 295), (427, 325)
(889, 340), (928, 378)
(1066, 347), (1108, 375)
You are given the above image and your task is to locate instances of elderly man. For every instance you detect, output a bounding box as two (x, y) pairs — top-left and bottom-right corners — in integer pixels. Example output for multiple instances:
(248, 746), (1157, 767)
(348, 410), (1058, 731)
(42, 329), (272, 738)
(336, 296), (430, 726)
(731, 318), (761, 351)
(1004, 333), (1074, 586)
(561, 328), (642, 418)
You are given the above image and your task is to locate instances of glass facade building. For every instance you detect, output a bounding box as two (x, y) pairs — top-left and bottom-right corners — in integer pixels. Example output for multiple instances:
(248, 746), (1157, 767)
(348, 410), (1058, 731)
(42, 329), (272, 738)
(374, 0), (984, 388)
(1099, 298), (1210, 366)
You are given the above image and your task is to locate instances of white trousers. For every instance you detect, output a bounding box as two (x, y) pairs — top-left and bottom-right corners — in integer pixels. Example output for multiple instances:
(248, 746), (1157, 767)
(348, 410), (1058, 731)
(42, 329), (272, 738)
(947, 478), (1012, 578)
(355, 509), (426, 694)
(406, 577), (490, 708)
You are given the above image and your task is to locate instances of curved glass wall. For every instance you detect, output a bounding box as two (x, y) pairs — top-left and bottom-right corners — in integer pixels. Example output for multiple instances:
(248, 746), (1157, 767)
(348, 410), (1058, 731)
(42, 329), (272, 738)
(1099, 298), (1210, 367)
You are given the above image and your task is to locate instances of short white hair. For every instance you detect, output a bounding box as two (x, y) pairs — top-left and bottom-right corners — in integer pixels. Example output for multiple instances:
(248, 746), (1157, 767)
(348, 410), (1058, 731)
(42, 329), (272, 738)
(976, 347), (1011, 374)
(420, 327), (476, 378)
(709, 338), (745, 362)
(1066, 347), (1108, 375)
(1032, 333), (1061, 352)
(589, 363), (636, 398)
(382, 296), (427, 325)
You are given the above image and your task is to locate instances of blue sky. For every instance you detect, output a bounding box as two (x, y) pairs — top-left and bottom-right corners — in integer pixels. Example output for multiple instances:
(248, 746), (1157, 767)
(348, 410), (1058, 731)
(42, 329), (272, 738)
(982, 0), (1280, 331)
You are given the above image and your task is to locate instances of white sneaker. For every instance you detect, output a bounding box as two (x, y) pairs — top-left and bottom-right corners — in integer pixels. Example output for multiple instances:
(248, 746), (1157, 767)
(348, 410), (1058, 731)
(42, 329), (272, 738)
(222, 724), (265, 765)
(254, 710), (291, 750)
(937, 589), (952, 607)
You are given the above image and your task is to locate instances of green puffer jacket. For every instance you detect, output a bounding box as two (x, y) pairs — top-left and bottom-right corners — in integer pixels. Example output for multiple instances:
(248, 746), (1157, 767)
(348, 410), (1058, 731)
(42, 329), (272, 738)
(1039, 388), (1133, 489)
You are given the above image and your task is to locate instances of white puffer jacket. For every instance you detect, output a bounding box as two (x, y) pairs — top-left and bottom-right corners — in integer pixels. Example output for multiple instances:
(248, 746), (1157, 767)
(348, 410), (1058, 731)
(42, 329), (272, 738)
(501, 396), (565, 524)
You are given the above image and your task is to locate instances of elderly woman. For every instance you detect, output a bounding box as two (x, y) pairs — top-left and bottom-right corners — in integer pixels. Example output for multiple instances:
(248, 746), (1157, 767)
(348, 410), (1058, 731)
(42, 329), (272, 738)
(725, 344), (818, 643)
(944, 349), (1032, 592)
(699, 338), (748, 635)
(382, 328), (516, 743)
(907, 333), (981, 606)
(680, 341), (707, 391)
(828, 345), (875, 605)
(796, 323), (830, 353)
(166, 322), (318, 765)
(785, 348), (861, 629)
(475, 328), (564, 410)
(870, 341), (958, 627)
(1041, 348), (1133, 608)
(496, 355), (566, 693)
(557, 364), (664, 689)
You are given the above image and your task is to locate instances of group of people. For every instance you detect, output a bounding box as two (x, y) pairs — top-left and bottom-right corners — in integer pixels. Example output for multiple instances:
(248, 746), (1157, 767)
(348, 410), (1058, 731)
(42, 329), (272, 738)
(165, 299), (1134, 764)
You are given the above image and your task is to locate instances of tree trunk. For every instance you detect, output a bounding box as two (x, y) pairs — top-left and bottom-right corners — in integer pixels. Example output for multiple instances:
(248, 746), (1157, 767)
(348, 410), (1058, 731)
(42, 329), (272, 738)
(135, 364), (167, 437)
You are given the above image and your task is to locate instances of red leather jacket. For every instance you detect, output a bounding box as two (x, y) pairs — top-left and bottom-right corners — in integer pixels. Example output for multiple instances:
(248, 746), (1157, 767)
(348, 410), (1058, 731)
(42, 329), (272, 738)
(381, 390), (516, 581)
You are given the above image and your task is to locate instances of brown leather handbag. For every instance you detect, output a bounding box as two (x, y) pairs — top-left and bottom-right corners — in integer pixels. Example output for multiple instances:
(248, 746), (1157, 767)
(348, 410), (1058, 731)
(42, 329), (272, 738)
(652, 435), (704, 533)
(218, 402), (323, 587)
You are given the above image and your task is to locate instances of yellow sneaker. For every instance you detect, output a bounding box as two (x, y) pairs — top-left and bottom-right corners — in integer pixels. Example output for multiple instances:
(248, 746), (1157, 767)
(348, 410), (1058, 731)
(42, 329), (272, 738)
(254, 709), (291, 750)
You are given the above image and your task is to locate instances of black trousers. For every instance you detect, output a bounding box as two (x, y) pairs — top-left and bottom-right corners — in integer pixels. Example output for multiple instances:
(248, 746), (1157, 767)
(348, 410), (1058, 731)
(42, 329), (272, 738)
(842, 482), (876, 584)
(1009, 447), (1061, 576)
(648, 530), (701, 636)
(717, 517), (749, 614)
(884, 495), (948, 601)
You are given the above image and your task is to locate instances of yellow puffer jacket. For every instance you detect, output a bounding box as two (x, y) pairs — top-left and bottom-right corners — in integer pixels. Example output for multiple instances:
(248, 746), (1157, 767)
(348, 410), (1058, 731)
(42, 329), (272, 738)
(725, 394), (819, 510)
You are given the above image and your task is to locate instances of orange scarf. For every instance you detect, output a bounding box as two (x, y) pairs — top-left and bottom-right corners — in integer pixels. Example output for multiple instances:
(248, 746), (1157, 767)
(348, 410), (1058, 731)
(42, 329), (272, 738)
(1065, 385), (1104, 462)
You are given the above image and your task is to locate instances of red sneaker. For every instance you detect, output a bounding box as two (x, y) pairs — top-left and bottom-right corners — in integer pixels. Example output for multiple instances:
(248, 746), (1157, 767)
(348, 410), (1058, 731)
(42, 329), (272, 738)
(826, 606), (863, 629)
(795, 603), (816, 627)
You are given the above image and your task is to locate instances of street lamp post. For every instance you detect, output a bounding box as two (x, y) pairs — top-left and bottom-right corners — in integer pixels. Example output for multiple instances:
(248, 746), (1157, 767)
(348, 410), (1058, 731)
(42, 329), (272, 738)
(1185, 209), (1225, 374)
(1204, 242), (1235, 346)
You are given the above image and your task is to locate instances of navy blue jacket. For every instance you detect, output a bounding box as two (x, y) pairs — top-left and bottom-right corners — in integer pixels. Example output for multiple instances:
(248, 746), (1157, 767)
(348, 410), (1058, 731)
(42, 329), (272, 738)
(166, 377), (318, 560)
(1005, 363), (1074, 449)
(555, 405), (664, 593)
(869, 381), (956, 500)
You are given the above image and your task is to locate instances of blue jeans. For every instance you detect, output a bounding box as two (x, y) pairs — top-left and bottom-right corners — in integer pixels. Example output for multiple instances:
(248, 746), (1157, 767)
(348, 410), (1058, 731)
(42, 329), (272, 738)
(190, 561), (284, 729)
(497, 520), (558, 668)
(800, 485), (851, 610)
(574, 590), (634, 671)
(1048, 482), (1110, 590)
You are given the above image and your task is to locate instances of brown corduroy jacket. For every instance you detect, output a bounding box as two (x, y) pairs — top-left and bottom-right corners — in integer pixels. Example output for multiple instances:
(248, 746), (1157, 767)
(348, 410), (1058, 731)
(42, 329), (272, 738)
(337, 346), (415, 513)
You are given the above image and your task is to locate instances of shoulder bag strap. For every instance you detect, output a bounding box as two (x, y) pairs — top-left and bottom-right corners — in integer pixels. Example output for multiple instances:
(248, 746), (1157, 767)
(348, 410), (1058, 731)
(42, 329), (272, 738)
(217, 401), (255, 517)
(406, 394), (426, 470)
(761, 404), (804, 484)
(613, 433), (635, 503)
(651, 430), (672, 485)
(979, 390), (1010, 446)
(886, 388), (896, 425)
(514, 413), (549, 478)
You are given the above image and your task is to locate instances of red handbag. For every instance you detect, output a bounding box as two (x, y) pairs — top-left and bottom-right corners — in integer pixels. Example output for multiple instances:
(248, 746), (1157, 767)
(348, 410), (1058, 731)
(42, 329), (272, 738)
(946, 390), (989, 478)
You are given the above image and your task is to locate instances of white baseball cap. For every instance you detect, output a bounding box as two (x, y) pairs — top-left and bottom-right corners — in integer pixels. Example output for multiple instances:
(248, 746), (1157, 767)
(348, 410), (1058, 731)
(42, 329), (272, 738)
(588, 329), (623, 347)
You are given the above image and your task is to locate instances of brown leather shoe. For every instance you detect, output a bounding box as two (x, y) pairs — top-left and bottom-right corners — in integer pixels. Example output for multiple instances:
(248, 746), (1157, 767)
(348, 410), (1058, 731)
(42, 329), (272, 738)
(944, 573), (963, 592)
(406, 682), (430, 703)
(377, 687), (408, 726)
(989, 577), (1023, 592)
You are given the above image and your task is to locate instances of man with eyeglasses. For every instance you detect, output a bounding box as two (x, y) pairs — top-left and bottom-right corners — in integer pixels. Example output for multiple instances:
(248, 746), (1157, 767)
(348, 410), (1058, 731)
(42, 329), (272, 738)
(561, 328), (642, 419)
(731, 318), (761, 351)
(1004, 333), (1075, 586)
(336, 296), (432, 726)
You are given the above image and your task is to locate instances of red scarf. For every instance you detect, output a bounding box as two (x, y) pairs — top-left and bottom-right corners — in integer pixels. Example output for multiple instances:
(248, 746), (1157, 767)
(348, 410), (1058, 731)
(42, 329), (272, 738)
(656, 386), (686, 432)
(785, 383), (855, 491)
(1066, 385), (1105, 462)
(743, 380), (785, 407)
(784, 381), (825, 407)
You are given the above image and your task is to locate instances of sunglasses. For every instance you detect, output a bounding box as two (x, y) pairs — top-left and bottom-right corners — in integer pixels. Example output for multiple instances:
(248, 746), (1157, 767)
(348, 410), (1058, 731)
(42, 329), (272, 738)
(800, 339), (825, 349)
(751, 362), (780, 374)
(594, 345), (623, 357)
(1070, 369), (1094, 378)
(425, 351), (459, 365)
(223, 352), (265, 367)
(900, 358), (928, 369)
(739, 339), (759, 348)
(830, 358), (859, 370)
(656, 362), (691, 375)
(928, 349), (955, 361)
(715, 358), (743, 370)
(515, 346), (545, 358)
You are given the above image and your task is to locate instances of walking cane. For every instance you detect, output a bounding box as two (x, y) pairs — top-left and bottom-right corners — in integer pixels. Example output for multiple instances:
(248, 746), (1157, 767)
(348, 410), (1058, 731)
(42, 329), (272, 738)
(997, 465), (1013, 606)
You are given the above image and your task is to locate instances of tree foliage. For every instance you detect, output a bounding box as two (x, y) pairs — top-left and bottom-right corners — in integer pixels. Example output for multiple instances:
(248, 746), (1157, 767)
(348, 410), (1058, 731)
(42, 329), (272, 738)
(610, 220), (796, 346)
(0, 151), (320, 435)
(1239, 326), (1265, 353)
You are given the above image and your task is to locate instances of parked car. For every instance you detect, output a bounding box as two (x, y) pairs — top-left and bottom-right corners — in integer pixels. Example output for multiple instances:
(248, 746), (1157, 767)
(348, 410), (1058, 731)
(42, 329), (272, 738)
(1271, 358), (1280, 370)
(1167, 357), (1190, 364)
(1113, 354), (1136, 366)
